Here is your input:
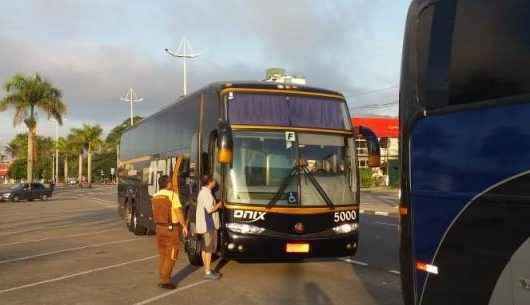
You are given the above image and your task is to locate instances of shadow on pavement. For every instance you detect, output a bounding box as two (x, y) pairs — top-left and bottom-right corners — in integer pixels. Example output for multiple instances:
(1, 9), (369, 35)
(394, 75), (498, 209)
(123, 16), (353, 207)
(350, 264), (403, 305)
(214, 258), (230, 273)
(171, 264), (199, 285)
(304, 282), (335, 305)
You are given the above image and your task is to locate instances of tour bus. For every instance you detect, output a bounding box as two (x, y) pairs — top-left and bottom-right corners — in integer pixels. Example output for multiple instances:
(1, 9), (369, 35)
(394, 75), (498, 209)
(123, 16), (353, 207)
(118, 81), (380, 264)
(400, 1), (530, 304)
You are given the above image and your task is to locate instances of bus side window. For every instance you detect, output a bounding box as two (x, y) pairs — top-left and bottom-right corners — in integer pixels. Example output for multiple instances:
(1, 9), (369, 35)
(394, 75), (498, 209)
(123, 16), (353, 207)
(178, 158), (191, 205)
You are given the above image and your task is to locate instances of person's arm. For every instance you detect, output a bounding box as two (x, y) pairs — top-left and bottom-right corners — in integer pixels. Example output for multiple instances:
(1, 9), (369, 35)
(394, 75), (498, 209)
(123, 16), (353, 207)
(169, 191), (188, 236)
(206, 196), (223, 214)
(173, 207), (187, 226)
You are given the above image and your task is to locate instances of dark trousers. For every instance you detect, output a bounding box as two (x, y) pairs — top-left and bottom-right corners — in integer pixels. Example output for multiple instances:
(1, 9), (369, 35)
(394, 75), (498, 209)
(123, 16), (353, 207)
(155, 225), (179, 284)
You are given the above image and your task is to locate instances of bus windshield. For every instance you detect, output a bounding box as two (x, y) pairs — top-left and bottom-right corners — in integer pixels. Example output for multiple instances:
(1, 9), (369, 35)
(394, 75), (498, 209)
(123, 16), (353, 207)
(225, 131), (354, 206)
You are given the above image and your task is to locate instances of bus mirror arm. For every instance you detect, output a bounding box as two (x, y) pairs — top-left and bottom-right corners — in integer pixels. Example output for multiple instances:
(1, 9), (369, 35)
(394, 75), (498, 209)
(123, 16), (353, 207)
(353, 126), (381, 168)
(217, 120), (233, 164)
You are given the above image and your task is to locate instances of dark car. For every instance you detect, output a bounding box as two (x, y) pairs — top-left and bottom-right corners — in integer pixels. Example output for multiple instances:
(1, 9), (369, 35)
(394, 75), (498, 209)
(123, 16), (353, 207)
(0, 183), (53, 202)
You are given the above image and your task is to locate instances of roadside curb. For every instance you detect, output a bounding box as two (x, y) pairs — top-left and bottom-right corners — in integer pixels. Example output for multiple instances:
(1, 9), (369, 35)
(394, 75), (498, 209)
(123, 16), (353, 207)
(359, 209), (399, 218)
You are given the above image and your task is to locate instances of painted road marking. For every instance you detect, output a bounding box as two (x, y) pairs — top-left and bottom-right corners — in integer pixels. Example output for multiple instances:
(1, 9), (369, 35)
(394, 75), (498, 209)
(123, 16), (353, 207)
(0, 238), (141, 264)
(341, 258), (369, 266)
(0, 227), (121, 248)
(0, 255), (157, 294)
(374, 221), (399, 228)
(133, 280), (211, 305)
(89, 197), (116, 206)
(0, 208), (115, 230)
(374, 211), (390, 216)
(342, 258), (401, 276)
(0, 217), (118, 237)
(0, 205), (114, 220)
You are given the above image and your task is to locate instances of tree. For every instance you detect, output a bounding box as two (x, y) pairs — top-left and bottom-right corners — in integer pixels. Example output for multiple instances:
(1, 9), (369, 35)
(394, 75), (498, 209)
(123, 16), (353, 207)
(57, 136), (77, 183)
(0, 73), (66, 183)
(68, 128), (85, 184)
(105, 116), (143, 147)
(5, 134), (27, 159)
(8, 159), (26, 180)
(71, 124), (103, 187)
(6, 133), (54, 181)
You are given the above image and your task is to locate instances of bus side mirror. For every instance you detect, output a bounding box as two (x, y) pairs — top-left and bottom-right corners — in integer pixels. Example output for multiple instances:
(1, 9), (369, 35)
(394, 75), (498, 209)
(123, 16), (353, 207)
(353, 126), (381, 168)
(217, 121), (233, 164)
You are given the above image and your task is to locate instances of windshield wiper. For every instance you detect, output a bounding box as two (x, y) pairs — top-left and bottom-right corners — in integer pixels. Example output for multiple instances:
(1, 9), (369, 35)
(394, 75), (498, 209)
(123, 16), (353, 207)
(301, 166), (335, 208)
(266, 164), (299, 208)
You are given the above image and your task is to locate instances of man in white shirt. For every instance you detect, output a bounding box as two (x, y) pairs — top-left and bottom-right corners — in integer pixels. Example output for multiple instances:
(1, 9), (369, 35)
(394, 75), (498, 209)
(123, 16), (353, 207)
(196, 175), (223, 279)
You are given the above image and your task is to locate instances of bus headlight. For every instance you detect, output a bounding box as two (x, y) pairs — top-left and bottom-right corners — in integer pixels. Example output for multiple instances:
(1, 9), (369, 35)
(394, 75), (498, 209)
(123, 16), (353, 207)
(226, 223), (265, 234)
(332, 223), (358, 234)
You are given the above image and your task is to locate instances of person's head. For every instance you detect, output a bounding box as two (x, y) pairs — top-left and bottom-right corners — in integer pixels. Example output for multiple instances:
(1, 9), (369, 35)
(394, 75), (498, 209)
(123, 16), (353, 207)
(200, 175), (216, 189)
(158, 175), (170, 190)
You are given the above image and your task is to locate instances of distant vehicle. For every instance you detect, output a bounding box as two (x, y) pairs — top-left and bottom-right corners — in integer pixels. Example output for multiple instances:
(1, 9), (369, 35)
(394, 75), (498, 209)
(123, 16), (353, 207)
(67, 179), (78, 185)
(118, 81), (381, 264)
(400, 1), (530, 305)
(0, 183), (53, 202)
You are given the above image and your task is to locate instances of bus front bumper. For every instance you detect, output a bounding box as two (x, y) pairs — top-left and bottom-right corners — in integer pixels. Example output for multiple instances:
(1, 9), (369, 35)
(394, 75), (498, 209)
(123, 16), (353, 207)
(221, 231), (358, 259)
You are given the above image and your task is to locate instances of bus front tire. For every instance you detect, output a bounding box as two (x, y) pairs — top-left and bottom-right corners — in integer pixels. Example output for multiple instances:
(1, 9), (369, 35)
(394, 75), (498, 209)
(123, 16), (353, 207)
(127, 204), (146, 235)
(184, 225), (203, 266)
(187, 249), (203, 267)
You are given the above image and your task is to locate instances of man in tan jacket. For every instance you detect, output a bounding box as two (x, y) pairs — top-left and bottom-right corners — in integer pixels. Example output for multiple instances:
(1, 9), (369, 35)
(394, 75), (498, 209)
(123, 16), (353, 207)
(152, 175), (188, 289)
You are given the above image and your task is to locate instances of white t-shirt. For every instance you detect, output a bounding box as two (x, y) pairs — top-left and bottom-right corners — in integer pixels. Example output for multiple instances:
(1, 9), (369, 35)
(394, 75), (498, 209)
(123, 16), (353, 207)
(195, 187), (220, 234)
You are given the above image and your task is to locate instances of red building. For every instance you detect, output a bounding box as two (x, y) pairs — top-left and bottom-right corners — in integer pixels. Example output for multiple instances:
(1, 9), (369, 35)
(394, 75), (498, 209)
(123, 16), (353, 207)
(351, 117), (399, 138)
(351, 117), (399, 168)
(0, 162), (9, 183)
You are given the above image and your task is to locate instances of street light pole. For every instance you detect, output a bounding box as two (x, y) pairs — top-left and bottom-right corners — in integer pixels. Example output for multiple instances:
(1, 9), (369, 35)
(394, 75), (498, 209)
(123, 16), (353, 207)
(51, 154), (55, 183)
(55, 121), (59, 183)
(120, 88), (143, 126)
(165, 37), (201, 97)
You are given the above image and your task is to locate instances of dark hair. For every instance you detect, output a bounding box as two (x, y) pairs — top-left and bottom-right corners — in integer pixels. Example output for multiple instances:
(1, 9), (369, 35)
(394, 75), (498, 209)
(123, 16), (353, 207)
(201, 175), (214, 186)
(158, 175), (170, 189)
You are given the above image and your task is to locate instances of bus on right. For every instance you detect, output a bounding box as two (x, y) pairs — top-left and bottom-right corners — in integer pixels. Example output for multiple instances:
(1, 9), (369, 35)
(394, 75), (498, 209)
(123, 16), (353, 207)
(399, 1), (530, 305)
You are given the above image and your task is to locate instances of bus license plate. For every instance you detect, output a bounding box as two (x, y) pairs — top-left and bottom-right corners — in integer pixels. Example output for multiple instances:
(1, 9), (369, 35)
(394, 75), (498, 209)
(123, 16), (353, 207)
(286, 243), (310, 253)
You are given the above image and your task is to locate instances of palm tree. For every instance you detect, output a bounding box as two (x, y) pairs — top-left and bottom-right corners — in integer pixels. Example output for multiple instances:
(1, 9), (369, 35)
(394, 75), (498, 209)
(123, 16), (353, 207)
(68, 129), (85, 185)
(0, 73), (66, 183)
(71, 124), (103, 187)
(57, 136), (76, 183)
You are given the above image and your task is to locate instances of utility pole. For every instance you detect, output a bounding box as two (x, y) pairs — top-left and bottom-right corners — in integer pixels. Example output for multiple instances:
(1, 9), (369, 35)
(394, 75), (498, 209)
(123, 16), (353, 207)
(165, 37), (201, 96)
(120, 88), (143, 126)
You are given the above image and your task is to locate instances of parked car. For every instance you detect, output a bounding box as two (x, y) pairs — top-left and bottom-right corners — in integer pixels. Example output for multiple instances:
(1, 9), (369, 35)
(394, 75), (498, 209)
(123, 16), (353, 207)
(0, 183), (53, 202)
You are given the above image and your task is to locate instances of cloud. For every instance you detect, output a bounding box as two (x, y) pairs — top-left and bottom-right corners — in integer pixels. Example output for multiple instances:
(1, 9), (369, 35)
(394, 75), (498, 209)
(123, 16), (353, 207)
(0, 0), (407, 144)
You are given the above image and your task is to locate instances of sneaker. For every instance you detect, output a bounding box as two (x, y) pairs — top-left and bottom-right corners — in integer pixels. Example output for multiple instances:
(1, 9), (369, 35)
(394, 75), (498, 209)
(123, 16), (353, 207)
(204, 271), (221, 280)
(158, 283), (176, 290)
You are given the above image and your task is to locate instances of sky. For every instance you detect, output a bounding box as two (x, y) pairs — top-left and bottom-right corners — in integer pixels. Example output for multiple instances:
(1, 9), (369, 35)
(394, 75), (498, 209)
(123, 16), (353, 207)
(0, 0), (410, 147)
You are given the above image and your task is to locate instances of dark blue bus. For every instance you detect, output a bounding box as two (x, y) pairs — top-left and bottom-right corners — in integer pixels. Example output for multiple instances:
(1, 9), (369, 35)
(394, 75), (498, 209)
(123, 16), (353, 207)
(400, 1), (530, 304)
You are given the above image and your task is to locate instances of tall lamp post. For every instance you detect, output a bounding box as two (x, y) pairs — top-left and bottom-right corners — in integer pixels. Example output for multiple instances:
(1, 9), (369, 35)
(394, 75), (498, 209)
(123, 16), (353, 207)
(54, 121), (59, 183)
(165, 37), (201, 97)
(52, 118), (66, 183)
(120, 88), (143, 126)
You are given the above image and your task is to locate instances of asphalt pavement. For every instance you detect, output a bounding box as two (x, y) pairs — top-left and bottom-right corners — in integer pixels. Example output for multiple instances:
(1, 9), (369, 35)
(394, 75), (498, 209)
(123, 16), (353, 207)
(0, 185), (402, 305)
